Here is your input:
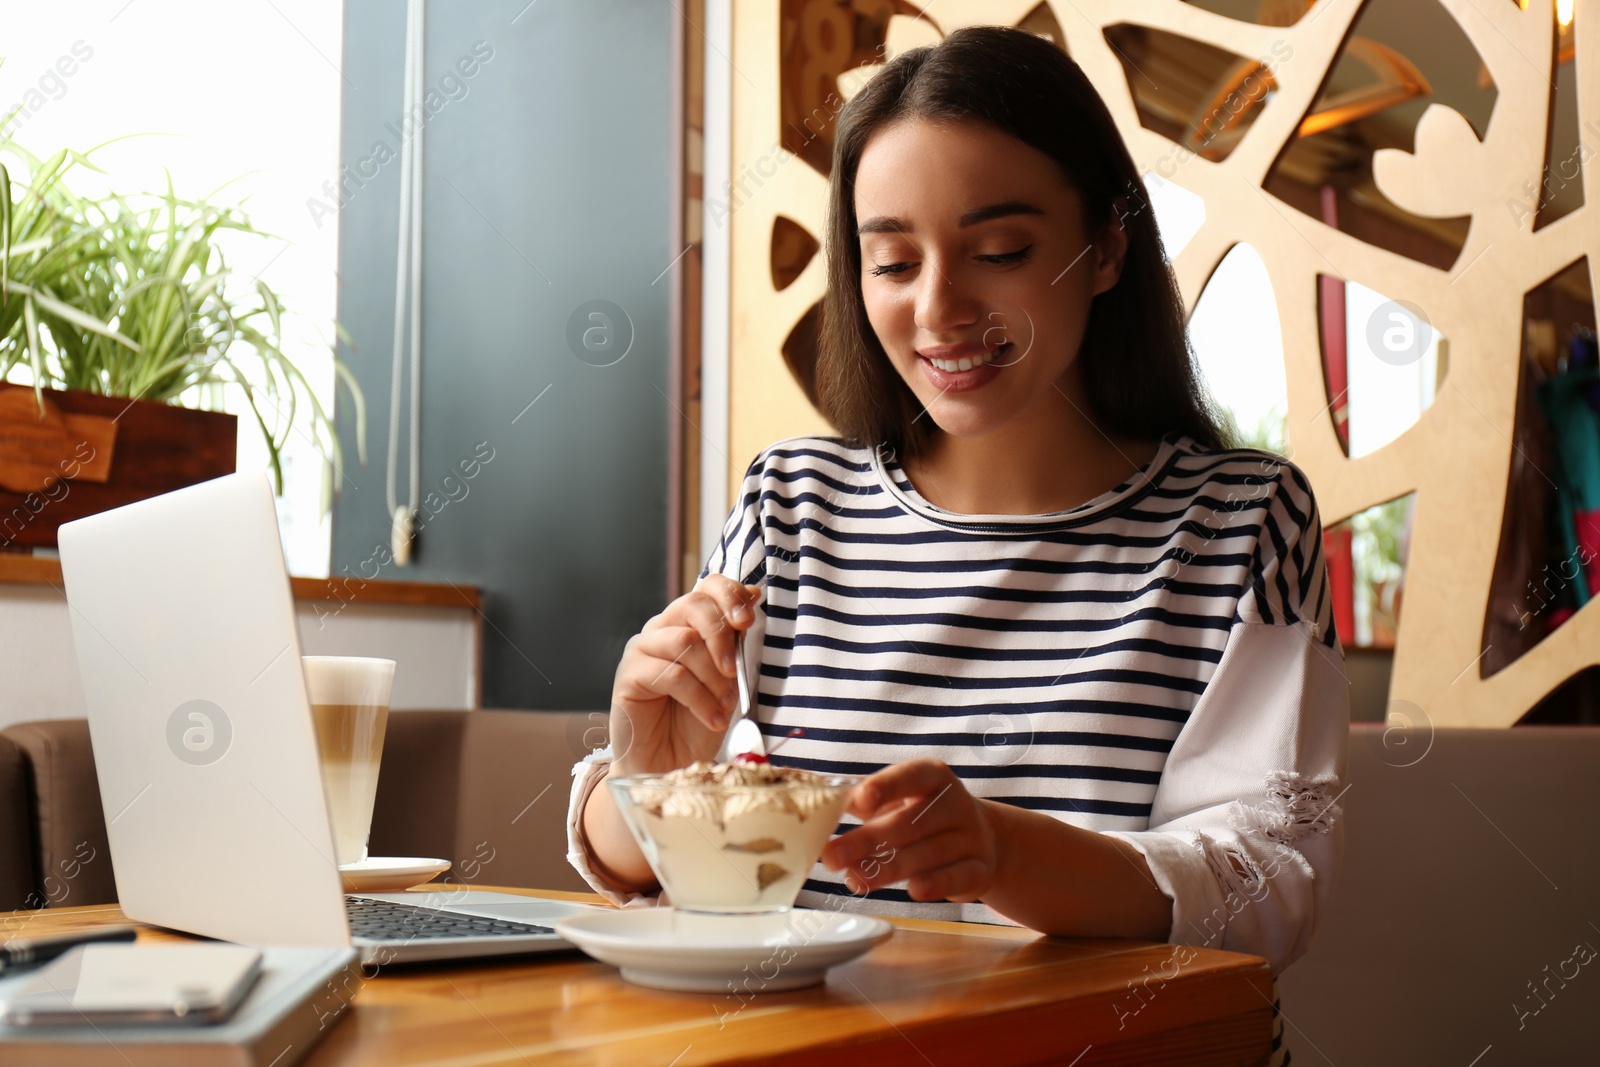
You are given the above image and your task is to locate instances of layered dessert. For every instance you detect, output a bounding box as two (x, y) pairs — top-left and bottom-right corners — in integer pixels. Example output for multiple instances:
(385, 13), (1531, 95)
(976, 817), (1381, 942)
(608, 758), (859, 913)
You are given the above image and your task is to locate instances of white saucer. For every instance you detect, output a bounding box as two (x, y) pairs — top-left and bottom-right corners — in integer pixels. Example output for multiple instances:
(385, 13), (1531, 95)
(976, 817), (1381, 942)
(554, 908), (893, 992)
(339, 856), (451, 893)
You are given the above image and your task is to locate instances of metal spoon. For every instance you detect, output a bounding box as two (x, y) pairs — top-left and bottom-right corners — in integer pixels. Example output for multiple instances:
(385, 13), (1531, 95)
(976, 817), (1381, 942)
(716, 592), (764, 763)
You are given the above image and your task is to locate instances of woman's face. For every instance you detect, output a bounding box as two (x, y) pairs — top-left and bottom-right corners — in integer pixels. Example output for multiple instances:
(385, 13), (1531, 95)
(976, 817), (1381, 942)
(853, 117), (1127, 441)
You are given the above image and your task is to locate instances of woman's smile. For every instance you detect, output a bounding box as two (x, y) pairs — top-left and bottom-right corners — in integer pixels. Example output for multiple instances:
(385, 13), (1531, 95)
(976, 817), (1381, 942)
(917, 341), (1014, 391)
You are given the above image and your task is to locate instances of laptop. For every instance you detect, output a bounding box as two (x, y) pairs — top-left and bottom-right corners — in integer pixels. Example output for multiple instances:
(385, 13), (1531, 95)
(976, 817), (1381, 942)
(56, 471), (603, 965)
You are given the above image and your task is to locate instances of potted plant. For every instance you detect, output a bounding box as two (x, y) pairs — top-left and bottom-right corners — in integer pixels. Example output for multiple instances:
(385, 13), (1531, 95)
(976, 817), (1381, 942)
(0, 138), (364, 549)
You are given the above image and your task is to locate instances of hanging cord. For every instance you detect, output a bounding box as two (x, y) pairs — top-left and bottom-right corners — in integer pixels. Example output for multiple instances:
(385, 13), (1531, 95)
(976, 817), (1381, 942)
(387, 0), (425, 564)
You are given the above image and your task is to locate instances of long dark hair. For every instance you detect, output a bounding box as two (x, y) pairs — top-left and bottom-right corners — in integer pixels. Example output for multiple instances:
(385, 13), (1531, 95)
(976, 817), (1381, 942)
(816, 25), (1232, 461)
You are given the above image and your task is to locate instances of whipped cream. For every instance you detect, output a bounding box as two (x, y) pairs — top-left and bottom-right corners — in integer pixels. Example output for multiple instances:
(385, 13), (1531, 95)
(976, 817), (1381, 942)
(644, 760), (843, 825)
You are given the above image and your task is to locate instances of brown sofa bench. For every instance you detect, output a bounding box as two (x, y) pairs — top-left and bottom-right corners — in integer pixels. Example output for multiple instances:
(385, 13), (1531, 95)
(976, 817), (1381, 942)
(0, 710), (599, 912)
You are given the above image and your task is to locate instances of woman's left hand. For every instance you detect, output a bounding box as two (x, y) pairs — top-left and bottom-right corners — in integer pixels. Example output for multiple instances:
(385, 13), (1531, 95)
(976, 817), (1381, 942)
(819, 758), (1001, 903)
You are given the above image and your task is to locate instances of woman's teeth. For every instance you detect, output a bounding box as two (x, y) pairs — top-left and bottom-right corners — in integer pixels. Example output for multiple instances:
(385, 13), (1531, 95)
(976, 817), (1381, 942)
(927, 345), (1007, 373)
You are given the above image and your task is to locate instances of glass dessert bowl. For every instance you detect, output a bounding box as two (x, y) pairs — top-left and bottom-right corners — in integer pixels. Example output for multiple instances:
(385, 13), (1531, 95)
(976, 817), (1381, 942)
(607, 760), (861, 914)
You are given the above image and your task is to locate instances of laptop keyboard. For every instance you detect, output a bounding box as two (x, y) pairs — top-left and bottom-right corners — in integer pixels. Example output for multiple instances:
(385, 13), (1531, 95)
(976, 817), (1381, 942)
(345, 896), (555, 941)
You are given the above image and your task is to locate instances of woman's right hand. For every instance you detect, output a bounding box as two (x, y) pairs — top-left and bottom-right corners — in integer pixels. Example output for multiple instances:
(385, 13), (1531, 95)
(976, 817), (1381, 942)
(607, 574), (762, 778)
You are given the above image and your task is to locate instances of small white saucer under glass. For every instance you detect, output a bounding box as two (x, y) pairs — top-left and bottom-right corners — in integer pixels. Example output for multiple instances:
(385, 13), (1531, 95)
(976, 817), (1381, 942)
(339, 856), (451, 893)
(555, 908), (893, 992)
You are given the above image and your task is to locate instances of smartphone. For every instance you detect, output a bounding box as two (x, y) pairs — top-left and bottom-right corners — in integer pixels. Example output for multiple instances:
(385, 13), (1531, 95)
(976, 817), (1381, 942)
(2, 944), (263, 1027)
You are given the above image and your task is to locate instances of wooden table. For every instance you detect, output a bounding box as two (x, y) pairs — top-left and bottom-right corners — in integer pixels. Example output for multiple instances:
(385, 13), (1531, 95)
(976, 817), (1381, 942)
(2, 887), (1277, 1066)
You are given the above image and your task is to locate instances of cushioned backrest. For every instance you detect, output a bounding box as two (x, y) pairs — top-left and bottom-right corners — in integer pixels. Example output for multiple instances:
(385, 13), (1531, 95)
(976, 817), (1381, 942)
(3, 711), (607, 910)
(5, 713), (481, 908)
(1279, 724), (1600, 1064)
(0, 731), (37, 912)
(369, 710), (470, 866)
(370, 709), (600, 893)
(2, 720), (116, 909)
(451, 710), (598, 894)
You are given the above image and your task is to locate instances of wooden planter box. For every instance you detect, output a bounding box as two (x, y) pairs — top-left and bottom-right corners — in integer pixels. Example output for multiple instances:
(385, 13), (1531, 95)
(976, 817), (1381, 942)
(0, 383), (237, 550)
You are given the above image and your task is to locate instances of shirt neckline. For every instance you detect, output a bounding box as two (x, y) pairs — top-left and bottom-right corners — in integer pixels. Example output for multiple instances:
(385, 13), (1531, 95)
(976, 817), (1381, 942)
(871, 430), (1188, 533)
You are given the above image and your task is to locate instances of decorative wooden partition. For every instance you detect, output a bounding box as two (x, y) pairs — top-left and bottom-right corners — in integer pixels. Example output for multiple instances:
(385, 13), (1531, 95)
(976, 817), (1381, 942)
(722, 0), (1599, 727)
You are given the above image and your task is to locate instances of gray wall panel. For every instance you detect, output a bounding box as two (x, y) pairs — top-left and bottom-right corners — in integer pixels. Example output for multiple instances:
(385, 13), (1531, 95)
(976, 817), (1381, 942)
(331, 0), (673, 709)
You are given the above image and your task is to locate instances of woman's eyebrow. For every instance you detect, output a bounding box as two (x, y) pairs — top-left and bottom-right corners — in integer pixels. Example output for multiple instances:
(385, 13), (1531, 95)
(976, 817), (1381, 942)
(856, 200), (1045, 236)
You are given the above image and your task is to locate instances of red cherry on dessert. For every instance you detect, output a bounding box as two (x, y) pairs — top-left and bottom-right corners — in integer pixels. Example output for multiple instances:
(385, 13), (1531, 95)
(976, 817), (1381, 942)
(732, 752), (769, 765)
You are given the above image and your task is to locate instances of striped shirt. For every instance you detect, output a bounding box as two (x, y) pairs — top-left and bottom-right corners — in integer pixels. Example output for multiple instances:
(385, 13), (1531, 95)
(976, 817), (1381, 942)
(568, 429), (1350, 976)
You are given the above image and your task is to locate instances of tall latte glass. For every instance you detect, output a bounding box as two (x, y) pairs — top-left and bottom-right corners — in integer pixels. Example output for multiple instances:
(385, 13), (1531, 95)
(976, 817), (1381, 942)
(302, 656), (396, 866)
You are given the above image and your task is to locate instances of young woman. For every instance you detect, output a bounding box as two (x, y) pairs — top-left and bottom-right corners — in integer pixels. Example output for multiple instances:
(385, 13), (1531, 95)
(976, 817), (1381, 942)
(569, 25), (1346, 1056)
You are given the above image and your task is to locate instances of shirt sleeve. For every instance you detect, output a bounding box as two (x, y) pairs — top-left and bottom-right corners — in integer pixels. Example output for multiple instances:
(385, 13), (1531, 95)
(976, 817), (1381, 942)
(697, 450), (772, 586)
(565, 449), (773, 904)
(1102, 460), (1350, 976)
(565, 744), (664, 908)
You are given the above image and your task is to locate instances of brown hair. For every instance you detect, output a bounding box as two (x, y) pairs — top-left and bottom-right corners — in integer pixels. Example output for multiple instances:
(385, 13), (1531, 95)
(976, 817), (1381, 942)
(815, 25), (1232, 461)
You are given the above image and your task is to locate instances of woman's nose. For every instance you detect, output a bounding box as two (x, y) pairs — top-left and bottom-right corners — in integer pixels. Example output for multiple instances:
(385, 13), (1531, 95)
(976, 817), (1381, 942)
(913, 261), (980, 336)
